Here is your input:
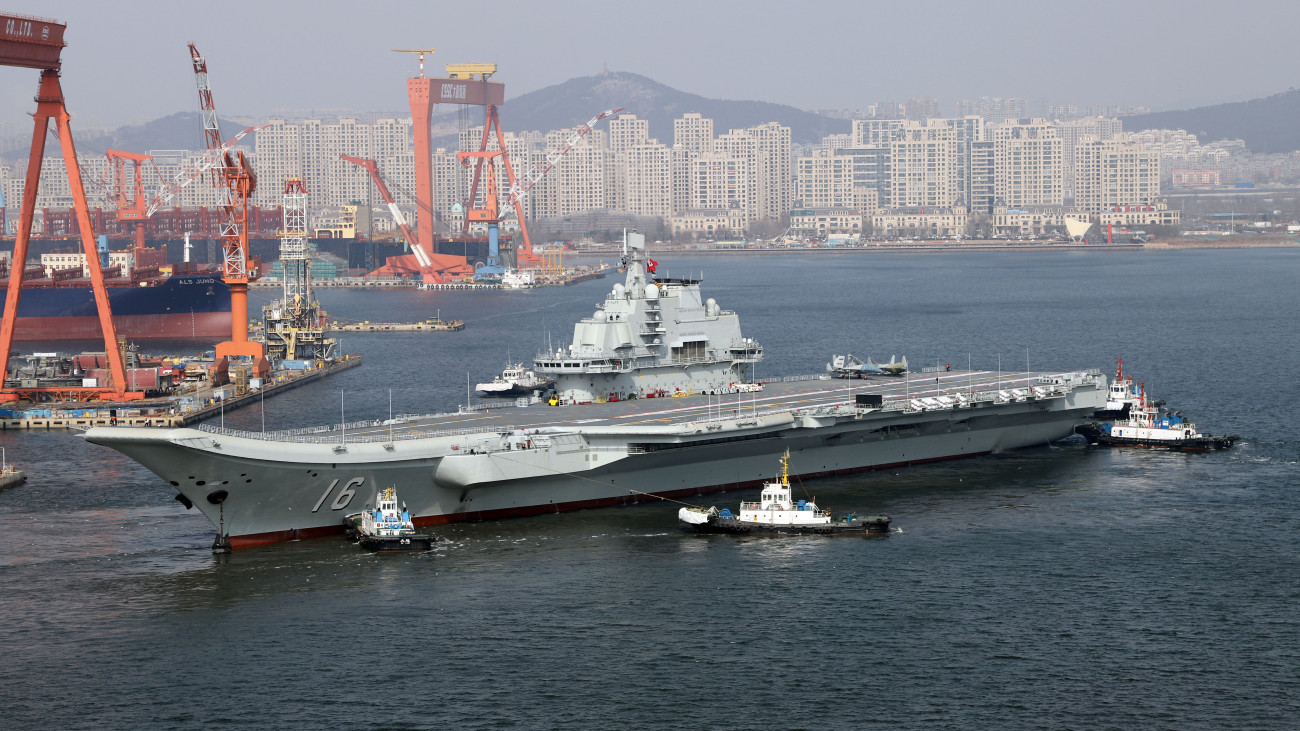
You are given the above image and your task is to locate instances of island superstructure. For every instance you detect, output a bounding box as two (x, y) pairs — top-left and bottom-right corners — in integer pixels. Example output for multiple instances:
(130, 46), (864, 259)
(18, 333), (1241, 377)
(85, 234), (1108, 548)
(535, 235), (761, 404)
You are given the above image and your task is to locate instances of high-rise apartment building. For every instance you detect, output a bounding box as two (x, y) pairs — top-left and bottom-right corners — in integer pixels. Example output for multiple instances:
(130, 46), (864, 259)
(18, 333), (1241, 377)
(888, 121), (958, 210)
(256, 117), (413, 210)
(622, 142), (673, 217)
(937, 116), (986, 208)
(904, 97), (940, 121)
(852, 119), (904, 146)
(968, 140), (996, 214)
(1074, 139), (1161, 211)
(991, 118), (1063, 207)
(713, 131), (759, 217)
(1053, 116), (1122, 199)
(953, 97), (1027, 125)
(833, 147), (892, 209)
(608, 114), (650, 154)
(687, 151), (751, 213)
(748, 122), (793, 220)
(673, 113), (714, 153)
(796, 150), (856, 210)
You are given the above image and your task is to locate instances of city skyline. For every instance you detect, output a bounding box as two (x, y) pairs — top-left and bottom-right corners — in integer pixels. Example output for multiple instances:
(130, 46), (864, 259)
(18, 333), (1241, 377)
(4, 108), (1200, 244)
(3, 0), (1299, 134)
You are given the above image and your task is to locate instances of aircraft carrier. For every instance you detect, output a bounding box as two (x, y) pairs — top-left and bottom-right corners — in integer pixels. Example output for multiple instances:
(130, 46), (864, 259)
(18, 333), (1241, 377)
(85, 234), (1107, 547)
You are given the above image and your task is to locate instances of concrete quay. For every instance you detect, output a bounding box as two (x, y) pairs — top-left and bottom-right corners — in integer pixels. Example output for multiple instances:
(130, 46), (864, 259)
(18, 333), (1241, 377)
(0, 356), (363, 431)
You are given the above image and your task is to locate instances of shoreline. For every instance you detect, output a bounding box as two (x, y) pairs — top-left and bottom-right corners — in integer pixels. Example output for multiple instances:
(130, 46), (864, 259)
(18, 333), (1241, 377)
(569, 237), (1300, 257)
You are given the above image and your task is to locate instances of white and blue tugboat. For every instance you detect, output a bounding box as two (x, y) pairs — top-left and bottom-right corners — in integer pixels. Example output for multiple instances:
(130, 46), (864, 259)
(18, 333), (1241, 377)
(344, 487), (435, 551)
(1092, 358), (1145, 420)
(1078, 384), (1238, 451)
(678, 450), (891, 535)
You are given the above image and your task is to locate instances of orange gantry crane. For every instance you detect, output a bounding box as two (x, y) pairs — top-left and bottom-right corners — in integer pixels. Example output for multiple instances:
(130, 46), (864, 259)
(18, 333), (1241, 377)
(457, 149), (506, 269)
(394, 51), (622, 271)
(445, 62), (544, 267)
(104, 150), (166, 268)
(186, 42), (265, 364)
(393, 52), (536, 265)
(0, 13), (142, 402)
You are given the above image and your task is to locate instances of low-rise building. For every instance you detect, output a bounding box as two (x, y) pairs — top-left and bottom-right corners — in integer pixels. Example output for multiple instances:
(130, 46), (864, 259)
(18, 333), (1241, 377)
(1095, 202), (1181, 227)
(669, 209), (751, 239)
(790, 208), (863, 236)
(40, 251), (135, 277)
(989, 205), (1093, 236)
(1170, 169), (1221, 187)
(871, 206), (968, 238)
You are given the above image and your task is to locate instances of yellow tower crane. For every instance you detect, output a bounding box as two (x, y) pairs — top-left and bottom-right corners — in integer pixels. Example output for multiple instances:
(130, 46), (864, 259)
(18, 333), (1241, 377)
(391, 47), (436, 77)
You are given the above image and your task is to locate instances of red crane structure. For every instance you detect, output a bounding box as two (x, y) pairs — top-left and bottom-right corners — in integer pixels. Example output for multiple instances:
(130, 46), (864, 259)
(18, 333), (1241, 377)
(0, 13), (142, 403)
(446, 63), (544, 267)
(104, 150), (165, 269)
(338, 155), (473, 283)
(496, 106), (625, 224)
(393, 53), (540, 265)
(186, 43), (265, 364)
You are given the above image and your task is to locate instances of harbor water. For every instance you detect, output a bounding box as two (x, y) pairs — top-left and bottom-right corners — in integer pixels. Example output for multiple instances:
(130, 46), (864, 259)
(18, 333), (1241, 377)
(1, 248), (1297, 729)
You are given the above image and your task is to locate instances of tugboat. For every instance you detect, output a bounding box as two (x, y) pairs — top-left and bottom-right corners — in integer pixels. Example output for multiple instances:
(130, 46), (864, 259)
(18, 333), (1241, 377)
(1093, 358), (1147, 420)
(475, 363), (554, 397)
(343, 487), (435, 551)
(677, 450), (891, 535)
(1077, 384), (1238, 451)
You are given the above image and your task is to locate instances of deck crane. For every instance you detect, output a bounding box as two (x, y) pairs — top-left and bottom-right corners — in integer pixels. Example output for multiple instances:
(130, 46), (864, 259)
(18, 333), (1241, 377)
(186, 42), (265, 365)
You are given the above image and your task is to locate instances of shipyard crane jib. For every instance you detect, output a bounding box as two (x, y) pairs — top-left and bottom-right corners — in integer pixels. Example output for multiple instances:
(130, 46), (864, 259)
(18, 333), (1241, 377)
(339, 156), (419, 253)
(499, 107), (625, 220)
(145, 126), (266, 217)
(339, 155), (449, 284)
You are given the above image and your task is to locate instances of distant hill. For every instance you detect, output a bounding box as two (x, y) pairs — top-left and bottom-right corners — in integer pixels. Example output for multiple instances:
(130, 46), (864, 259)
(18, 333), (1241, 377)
(74, 112), (256, 155)
(435, 71), (849, 146)
(1126, 89), (1300, 153)
(1, 112), (254, 161)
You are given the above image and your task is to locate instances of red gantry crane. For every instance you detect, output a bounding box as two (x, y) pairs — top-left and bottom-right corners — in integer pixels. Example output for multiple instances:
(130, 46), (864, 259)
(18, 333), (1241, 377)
(394, 51), (622, 272)
(104, 150), (165, 268)
(0, 13), (142, 402)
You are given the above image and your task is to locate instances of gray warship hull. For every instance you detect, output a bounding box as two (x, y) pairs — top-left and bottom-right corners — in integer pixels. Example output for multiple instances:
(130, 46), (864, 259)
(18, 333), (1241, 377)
(83, 233), (1106, 547)
(84, 370), (1105, 547)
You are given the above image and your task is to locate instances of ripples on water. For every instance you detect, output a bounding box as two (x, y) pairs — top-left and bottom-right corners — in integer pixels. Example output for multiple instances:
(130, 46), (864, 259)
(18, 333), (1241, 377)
(1, 249), (1298, 729)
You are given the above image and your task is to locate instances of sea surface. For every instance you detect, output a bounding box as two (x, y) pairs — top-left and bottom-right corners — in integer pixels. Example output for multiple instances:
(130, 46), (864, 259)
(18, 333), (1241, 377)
(1, 248), (1297, 730)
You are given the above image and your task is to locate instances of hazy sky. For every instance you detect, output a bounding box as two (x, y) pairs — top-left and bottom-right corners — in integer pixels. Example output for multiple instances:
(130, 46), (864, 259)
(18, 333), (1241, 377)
(4, 0), (1300, 135)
